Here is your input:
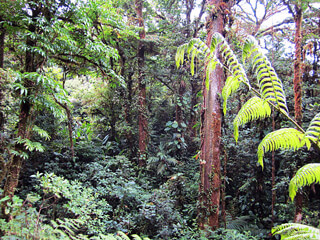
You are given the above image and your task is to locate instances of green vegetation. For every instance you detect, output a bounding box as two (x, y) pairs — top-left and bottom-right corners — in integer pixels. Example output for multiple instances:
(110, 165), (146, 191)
(0, 0), (319, 239)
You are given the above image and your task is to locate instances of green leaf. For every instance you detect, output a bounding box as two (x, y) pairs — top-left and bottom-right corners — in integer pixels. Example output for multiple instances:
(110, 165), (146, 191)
(257, 128), (306, 168)
(272, 223), (320, 239)
(304, 112), (320, 147)
(243, 36), (288, 114)
(233, 97), (271, 142)
(289, 163), (320, 201)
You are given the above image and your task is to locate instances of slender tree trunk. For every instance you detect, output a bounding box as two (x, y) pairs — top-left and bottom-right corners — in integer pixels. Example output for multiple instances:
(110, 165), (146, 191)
(293, 6), (303, 127)
(293, 4), (303, 223)
(54, 99), (74, 159)
(198, 0), (226, 230)
(135, 0), (148, 166)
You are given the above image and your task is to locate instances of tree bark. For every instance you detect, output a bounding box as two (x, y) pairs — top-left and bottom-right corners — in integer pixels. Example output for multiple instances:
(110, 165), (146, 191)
(293, 4), (303, 224)
(136, 0), (148, 166)
(293, 5), (303, 127)
(198, 0), (226, 230)
(2, 18), (37, 200)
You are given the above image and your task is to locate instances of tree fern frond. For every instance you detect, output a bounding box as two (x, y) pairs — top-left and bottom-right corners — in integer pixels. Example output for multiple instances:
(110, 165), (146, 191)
(289, 163), (320, 201)
(226, 216), (251, 231)
(272, 223), (320, 240)
(243, 36), (288, 115)
(222, 76), (240, 115)
(175, 38), (219, 90)
(257, 128), (306, 168)
(176, 43), (187, 69)
(304, 113), (320, 146)
(210, 33), (251, 112)
(233, 97), (271, 142)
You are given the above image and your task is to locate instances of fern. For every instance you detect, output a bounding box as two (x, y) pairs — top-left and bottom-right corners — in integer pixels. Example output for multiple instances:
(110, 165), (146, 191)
(272, 223), (320, 240)
(233, 96), (271, 142)
(289, 163), (320, 201)
(304, 112), (320, 147)
(175, 38), (219, 90)
(257, 128), (309, 168)
(211, 33), (251, 113)
(243, 36), (288, 115)
(226, 216), (251, 231)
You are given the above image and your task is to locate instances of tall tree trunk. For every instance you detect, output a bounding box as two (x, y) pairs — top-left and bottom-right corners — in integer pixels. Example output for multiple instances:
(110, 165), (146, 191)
(293, 6), (303, 127)
(293, 4), (303, 224)
(198, 0), (226, 230)
(136, 0), (148, 166)
(2, 20), (37, 200)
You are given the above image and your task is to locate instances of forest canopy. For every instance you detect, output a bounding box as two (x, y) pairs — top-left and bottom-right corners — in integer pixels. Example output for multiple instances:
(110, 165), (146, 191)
(0, 0), (319, 239)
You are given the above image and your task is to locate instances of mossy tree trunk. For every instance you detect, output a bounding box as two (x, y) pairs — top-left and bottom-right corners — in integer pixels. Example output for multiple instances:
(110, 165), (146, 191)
(198, 0), (227, 230)
(135, 0), (148, 166)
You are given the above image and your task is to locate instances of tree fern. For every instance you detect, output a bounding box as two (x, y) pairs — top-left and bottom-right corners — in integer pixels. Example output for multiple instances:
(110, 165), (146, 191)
(233, 96), (271, 142)
(243, 36), (288, 115)
(289, 163), (320, 201)
(211, 33), (251, 113)
(176, 38), (219, 90)
(257, 128), (309, 168)
(304, 113), (320, 147)
(272, 223), (320, 240)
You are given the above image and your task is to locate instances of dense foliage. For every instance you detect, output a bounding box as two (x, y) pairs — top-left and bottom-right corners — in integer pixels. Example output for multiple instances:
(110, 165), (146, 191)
(0, 0), (319, 239)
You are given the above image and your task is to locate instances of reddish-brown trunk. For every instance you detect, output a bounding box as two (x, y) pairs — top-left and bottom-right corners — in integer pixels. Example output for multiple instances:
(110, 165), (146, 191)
(136, 0), (148, 166)
(293, 5), (303, 223)
(198, 0), (226, 230)
(293, 6), (303, 127)
(294, 191), (303, 222)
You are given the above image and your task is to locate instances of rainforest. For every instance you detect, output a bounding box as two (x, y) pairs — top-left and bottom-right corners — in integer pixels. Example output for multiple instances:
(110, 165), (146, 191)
(0, 0), (319, 239)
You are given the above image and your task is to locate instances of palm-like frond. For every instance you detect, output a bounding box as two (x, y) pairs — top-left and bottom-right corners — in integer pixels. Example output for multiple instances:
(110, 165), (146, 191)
(257, 128), (308, 168)
(304, 113), (320, 147)
(226, 216), (251, 231)
(243, 36), (288, 115)
(289, 163), (320, 201)
(233, 96), (271, 142)
(211, 33), (251, 114)
(272, 223), (320, 240)
(175, 38), (219, 90)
